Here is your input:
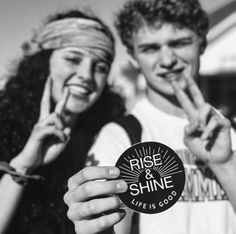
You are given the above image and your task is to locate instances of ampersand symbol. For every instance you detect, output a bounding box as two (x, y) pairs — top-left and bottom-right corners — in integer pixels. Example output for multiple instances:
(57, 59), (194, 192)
(145, 169), (154, 180)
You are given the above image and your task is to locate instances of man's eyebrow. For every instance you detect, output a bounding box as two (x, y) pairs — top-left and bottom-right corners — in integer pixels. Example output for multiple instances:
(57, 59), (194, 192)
(169, 36), (195, 43)
(137, 36), (195, 48)
(137, 43), (160, 50)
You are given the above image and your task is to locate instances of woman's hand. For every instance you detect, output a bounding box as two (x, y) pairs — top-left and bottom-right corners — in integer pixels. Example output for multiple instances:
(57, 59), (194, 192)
(64, 166), (127, 234)
(11, 78), (71, 172)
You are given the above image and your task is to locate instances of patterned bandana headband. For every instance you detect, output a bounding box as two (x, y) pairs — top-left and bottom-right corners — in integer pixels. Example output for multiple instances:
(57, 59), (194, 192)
(24, 18), (114, 64)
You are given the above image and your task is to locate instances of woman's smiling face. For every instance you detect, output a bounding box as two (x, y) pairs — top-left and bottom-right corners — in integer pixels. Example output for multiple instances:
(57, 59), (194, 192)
(49, 47), (110, 114)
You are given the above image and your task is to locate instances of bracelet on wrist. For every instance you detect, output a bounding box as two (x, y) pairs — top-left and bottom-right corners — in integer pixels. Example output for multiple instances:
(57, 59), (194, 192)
(0, 161), (44, 185)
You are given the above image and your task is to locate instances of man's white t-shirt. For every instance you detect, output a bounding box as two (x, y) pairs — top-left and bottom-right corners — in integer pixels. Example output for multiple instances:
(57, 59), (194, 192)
(88, 97), (236, 234)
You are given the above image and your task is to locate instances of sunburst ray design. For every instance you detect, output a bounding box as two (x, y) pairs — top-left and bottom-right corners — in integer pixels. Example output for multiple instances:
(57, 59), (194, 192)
(121, 168), (145, 184)
(139, 150), (144, 157)
(160, 164), (179, 174)
(125, 180), (139, 184)
(121, 173), (139, 182)
(158, 159), (176, 175)
(164, 155), (171, 163)
(121, 164), (141, 176)
(155, 155), (183, 177)
(162, 149), (169, 159)
(134, 149), (142, 158)
(161, 170), (184, 177)
(142, 146), (146, 156)
(119, 144), (184, 188)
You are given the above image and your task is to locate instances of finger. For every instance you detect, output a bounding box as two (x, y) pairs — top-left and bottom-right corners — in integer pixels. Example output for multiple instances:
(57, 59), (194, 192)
(36, 126), (68, 143)
(184, 71), (205, 108)
(74, 211), (126, 234)
(67, 166), (120, 189)
(66, 196), (121, 220)
(55, 87), (70, 116)
(39, 113), (65, 130)
(39, 77), (52, 120)
(171, 80), (196, 120)
(198, 103), (212, 129)
(201, 115), (230, 140)
(73, 179), (127, 202)
(63, 127), (71, 139)
(184, 121), (200, 136)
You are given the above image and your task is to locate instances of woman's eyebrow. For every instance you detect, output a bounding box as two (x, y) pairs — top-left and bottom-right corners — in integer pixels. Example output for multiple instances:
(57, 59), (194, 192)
(65, 50), (84, 56)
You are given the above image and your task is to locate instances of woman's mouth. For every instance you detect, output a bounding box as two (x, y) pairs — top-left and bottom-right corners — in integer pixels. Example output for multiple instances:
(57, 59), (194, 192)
(66, 84), (93, 97)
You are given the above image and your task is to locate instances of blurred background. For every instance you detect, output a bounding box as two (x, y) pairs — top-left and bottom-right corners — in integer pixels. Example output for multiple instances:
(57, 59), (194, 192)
(0, 0), (235, 124)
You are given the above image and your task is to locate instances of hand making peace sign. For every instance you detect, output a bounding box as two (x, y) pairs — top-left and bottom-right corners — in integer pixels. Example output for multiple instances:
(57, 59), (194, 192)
(13, 77), (71, 171)
(171, 71), (232, 166)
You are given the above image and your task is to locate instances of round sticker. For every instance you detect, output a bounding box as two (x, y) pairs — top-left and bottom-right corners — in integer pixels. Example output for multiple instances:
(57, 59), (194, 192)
(115, 141), (185, 214)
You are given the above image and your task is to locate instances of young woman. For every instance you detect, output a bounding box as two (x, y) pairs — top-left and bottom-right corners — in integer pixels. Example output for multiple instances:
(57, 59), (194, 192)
(0, 10), (125, 234)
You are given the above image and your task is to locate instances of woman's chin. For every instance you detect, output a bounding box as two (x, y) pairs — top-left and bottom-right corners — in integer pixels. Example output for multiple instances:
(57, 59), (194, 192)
(65, 102), (92, 114)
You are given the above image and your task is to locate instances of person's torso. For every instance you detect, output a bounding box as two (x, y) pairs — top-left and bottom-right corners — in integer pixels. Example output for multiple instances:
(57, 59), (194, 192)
(131, 98), (236, 234)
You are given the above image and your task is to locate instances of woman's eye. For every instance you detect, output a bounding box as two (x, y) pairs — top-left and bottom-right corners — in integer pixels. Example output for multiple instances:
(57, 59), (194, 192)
(95, 64), (109, 74)
(65, 57), (81, 65)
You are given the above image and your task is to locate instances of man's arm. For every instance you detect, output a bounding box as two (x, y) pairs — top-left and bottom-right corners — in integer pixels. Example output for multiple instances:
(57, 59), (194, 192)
(171, 73), (236, 210)
(210, 152), (236, 210)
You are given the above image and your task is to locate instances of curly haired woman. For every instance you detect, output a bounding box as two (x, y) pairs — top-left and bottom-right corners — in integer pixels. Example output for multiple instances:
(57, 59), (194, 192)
(0, 9), (125, 234)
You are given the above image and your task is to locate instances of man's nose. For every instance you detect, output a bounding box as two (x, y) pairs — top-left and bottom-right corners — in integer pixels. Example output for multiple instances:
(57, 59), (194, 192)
(159, 46), (177, 69)
(76, 59), (93, 82)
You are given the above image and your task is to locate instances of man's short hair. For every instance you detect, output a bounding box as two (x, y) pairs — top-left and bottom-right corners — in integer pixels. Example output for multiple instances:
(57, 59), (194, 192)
(115, 0), (209, 54)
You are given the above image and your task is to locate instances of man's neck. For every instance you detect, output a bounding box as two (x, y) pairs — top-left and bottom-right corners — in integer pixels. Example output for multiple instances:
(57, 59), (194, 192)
(146, 89), (187, 118)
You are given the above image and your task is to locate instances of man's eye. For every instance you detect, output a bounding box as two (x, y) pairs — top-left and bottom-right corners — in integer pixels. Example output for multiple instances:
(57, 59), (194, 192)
(141, 46), (159, 54)
(171, 40), (193, 48)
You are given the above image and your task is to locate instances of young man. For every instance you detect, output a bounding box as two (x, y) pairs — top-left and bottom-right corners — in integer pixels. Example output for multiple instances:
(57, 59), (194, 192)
(64, 0), (236, 233)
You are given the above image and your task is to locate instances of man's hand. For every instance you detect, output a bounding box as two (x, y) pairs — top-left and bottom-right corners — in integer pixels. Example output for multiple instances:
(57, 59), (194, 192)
(64, 166), (127, 234)
(171, 72), (232, 166)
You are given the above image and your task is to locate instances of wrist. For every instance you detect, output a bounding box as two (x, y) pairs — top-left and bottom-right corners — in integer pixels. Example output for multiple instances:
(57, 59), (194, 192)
(10, 156), (36, 175)
(209, 151), (236, 174)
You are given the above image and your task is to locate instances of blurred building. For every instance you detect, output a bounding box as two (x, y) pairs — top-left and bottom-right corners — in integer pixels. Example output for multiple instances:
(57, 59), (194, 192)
(199, 1), (236, 126)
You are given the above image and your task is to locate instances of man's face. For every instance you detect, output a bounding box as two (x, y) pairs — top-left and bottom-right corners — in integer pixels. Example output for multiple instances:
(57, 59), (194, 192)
(132, 23), (204, 97)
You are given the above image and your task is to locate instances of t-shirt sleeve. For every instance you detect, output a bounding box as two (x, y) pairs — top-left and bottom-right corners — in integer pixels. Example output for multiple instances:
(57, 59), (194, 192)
(86, 122), (131, 167)
(231, 128), (236, 150)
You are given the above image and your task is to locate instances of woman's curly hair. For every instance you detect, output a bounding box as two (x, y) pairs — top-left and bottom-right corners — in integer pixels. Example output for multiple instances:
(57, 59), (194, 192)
(0, 10), (124, 161)
(115, 0), (209, 54)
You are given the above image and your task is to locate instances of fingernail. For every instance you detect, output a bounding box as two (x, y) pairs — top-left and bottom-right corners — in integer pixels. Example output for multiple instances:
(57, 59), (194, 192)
(109, 167), (120, 177)
(201, 133), (207, 140)
(64, 127), (71, 136)
(117, 181), (127, 192)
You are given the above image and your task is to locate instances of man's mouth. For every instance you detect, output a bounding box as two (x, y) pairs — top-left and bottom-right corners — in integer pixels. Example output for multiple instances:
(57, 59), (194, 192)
(158, 68), (184, 82)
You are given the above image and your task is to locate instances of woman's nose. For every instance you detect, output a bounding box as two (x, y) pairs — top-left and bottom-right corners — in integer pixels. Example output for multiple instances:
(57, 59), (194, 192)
(76, 58), (93, 81)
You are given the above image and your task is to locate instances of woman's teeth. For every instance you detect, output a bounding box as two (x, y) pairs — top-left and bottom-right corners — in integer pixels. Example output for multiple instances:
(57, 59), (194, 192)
(68, 85), (91, 96)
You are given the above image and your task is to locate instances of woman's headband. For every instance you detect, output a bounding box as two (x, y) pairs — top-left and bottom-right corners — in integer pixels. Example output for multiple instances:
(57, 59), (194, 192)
(24, 18), (114, 64)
